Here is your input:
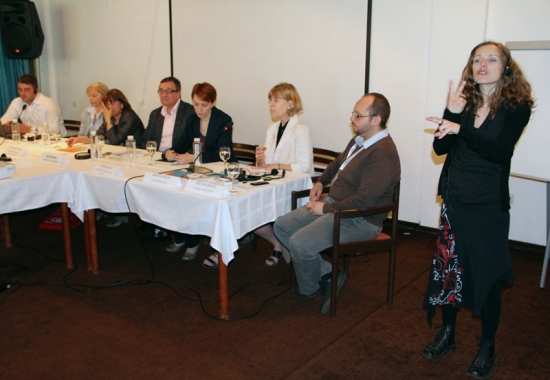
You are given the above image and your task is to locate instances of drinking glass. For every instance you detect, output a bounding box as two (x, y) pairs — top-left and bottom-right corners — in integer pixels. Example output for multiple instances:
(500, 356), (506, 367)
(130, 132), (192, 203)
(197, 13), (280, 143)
(219, 146), (231, 171)
(227, 162), (240, 194)
(146, 140), (157, 165)
(97, 135), (105, 157)
(51, 128), (61, 148)
(42, 122), (50, 146)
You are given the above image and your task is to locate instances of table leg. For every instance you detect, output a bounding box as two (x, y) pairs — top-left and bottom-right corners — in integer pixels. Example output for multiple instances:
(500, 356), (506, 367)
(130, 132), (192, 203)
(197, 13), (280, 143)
(60, 203), (74, 269)
(86, 209), (99, 274)
(1, 215), (13, 248)
(218, 252), (229, 319)
(84, 211), (93, 272)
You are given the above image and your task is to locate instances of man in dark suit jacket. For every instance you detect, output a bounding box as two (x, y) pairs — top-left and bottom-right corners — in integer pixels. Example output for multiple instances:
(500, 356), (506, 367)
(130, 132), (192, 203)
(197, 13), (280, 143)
(138, 76), (194, 240)
(137, 76), (194, 151)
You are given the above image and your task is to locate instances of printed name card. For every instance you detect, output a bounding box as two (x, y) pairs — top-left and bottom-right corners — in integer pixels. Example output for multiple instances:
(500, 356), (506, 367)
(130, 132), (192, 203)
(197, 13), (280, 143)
(40, 152), (69, 165)
(185, 179), (230, 198)
(5, 146), (29, 157)
(91, 164), (123, 177)
(143, 172), (182, 189)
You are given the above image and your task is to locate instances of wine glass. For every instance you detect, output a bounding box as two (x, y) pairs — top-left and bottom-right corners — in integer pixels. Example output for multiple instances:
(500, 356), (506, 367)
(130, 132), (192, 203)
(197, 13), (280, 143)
(146, 140), (157, 165)
(97, 135), (105, 157)
(51, 128), (61, 148)
(219, 146), (230, 171)
(226, 162), (240, 194)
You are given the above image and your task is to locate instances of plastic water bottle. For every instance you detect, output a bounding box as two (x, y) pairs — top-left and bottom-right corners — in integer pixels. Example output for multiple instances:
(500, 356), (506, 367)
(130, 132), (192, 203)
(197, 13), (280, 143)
(126, 135), (136, 166)
(11, 119), (21, 143)
(193, 137), (201, 166)
(90, 131), (99, 160)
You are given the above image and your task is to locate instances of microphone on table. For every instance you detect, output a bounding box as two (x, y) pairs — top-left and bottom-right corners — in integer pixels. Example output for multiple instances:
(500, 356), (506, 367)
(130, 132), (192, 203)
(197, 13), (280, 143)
(188, 125), (230, 174)
(17, 104), (28, 124)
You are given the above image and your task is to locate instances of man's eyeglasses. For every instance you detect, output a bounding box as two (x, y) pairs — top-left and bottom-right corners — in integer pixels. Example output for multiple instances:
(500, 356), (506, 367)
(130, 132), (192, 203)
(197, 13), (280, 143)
(351, 112), (375, 120)
(158, 89), (178, 94)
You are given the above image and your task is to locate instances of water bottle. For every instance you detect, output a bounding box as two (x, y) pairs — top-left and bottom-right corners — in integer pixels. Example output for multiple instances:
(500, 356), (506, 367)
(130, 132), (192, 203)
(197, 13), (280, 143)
(193, 137), (201, 166)
(90, 131), (99, 160)
(11, 119), (21, 143)
(126, 135), (136, 166)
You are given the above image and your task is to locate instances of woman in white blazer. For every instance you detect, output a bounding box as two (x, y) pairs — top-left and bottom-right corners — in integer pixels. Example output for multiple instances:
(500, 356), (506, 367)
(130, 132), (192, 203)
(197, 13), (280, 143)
(255, 83), (314, 267)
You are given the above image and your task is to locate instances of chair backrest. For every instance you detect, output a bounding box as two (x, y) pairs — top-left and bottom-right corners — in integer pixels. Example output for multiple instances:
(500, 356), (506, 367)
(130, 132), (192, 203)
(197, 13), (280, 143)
(233, 142), (256, 164)
(312, 147), (339, 179)
(64, 119), (81, 137)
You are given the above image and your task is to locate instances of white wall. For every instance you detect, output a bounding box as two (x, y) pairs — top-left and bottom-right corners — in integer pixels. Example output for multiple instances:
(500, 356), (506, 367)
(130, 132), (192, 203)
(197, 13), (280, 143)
(29, 0), (549, 245)
(172, 0), (367, 151)
(35, 0), (171, 123)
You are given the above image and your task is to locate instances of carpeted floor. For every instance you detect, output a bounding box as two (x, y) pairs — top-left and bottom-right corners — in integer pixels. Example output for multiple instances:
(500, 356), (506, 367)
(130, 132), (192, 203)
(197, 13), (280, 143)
(0, 207), (548, 379)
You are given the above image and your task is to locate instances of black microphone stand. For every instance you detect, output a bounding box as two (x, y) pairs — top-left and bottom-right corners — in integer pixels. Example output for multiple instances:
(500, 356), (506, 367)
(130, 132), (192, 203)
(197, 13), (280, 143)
(187, 125), (231, 174)
(188, 154), (213, 174)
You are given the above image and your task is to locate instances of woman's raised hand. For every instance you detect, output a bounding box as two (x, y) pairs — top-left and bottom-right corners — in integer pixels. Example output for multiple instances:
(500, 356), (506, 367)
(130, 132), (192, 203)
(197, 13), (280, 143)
(447, 80), (466, 114)
(102, 103), (111, 122)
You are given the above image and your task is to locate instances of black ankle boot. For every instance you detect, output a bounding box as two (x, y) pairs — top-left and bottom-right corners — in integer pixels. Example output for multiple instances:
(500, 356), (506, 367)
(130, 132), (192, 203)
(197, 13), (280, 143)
(466, 339), (497, 379)
(421, 324), (456, 359)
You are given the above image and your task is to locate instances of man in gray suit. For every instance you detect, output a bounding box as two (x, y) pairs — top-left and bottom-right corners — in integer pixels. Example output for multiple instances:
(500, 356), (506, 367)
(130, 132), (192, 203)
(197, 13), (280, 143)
(137, 76), (194, 151)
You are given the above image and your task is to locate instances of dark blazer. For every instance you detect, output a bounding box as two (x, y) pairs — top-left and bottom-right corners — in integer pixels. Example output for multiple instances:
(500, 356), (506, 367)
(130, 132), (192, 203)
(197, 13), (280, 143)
(170, 106), (237, 163)
(97, 108), (144, 146)
(137, 99), (194, 150)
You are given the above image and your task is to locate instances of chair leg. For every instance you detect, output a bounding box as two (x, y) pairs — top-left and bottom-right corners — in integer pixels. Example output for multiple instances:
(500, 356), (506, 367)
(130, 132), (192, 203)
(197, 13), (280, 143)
(387, 246), (396, 306)
(330, 252), (340, 317)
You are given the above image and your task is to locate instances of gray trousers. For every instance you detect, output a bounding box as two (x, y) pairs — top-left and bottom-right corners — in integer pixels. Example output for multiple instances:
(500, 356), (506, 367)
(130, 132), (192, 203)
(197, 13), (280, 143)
(273, 196), (381, 295)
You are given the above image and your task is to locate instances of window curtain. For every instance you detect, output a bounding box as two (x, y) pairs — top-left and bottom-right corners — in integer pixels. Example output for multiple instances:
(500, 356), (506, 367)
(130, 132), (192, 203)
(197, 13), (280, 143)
(0, 30), (32, 114)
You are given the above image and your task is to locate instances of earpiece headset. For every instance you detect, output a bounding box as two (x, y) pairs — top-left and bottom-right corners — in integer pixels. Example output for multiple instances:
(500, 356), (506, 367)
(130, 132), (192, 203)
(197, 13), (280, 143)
(503, 59), (512, 76)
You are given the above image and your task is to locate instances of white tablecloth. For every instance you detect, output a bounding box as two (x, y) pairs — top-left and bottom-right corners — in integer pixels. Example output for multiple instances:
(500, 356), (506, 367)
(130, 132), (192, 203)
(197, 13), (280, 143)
(1, 139), (312, 264)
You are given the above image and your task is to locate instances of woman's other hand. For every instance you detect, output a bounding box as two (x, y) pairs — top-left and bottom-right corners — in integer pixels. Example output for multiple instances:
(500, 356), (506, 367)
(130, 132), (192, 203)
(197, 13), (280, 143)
(428, 117), (460, 139)
(255, 146), (266, 165)
(67, 136), (89, 147)
(447, 80), (466, 114)
(174, 152), (194, 165)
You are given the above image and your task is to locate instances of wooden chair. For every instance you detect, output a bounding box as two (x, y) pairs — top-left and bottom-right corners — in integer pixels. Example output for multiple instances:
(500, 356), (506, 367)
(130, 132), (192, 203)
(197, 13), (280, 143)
(291, 180), (400, 317)
(64, 119), (81, 137)
(232, 142), (257, 165)
(312, 147), (340, 181)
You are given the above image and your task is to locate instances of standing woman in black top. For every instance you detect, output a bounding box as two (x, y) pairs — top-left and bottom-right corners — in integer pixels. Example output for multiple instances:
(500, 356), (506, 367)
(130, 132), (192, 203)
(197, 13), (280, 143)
(422, 41), (534, 379)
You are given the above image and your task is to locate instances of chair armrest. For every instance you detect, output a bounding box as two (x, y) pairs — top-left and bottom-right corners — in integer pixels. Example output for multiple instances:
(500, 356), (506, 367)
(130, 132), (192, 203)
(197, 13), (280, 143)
(336, 203), (395, 219)
(291, 186), (331, 210)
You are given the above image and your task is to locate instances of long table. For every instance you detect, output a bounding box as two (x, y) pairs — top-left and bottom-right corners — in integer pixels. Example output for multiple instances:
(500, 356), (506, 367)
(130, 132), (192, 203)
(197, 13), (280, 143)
(0, 139), (312, 318)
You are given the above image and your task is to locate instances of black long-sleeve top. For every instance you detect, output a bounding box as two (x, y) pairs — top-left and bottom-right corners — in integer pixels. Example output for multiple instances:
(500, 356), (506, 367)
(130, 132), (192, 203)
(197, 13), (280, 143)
(435, 101), (531, 210)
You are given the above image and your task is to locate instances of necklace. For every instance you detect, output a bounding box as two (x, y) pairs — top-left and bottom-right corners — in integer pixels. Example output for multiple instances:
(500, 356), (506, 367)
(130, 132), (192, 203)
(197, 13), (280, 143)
(200, 117), (210, 135)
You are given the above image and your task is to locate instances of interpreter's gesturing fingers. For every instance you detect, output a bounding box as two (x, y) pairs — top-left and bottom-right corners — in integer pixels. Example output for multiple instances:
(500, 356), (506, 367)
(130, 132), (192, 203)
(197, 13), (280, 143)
(446, 80), (466, 114)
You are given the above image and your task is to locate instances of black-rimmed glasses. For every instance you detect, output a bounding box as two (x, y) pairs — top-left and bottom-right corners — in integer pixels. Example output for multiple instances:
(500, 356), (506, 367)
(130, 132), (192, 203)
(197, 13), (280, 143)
(157, 89), (178, 94)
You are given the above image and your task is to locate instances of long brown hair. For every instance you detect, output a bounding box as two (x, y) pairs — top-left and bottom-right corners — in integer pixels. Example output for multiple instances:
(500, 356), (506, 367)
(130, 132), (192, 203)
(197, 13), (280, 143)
(461, 41), (534, 118)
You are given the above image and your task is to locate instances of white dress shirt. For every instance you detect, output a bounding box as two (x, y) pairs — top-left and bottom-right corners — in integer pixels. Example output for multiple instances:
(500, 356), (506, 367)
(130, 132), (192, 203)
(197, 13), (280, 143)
(1, 93), (66, 136)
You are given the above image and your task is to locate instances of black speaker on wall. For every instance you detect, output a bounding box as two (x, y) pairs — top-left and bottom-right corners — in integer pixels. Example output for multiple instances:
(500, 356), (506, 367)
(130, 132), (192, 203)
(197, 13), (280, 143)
(0, 0), (44, 59)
